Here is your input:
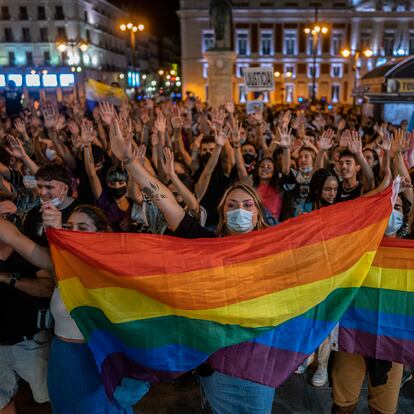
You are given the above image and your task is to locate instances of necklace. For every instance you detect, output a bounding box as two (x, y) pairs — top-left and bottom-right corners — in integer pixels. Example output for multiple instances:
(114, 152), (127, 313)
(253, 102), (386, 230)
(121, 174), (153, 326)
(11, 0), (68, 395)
(342, 182), (359, 192)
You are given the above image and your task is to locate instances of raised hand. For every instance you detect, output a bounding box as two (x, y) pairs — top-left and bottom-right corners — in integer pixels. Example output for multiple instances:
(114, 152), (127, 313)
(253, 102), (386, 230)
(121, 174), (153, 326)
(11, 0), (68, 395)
(109, 115), (133, 161)
(136, 144), (147, 166)
(348, 130), (363, 154)
(277, 126), (292, 148)
(43, 107), (58, 129)
(154, 112), (167, 134)
(171, 106), (183, 130)
(5, 135), (27, 159)
(339, 129), (351, 148)
(317, 129), (335, 151)
(231, 120), (243, 147)
(376, 128), (391, 152)
(281, 110), (291, 129)
(99, 101), (116, 126)
(214, 123), (230, 147)
(161, 147), (175, 177)
(391, 128), (411, 154)
(211, 108), (226, 130)
(80, 119), (96, 147)
(14, 118), (26, 135)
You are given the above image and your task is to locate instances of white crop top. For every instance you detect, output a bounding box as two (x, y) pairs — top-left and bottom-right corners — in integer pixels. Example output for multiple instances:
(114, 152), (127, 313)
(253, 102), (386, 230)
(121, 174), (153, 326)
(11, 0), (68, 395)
(50, 288), (84, 340)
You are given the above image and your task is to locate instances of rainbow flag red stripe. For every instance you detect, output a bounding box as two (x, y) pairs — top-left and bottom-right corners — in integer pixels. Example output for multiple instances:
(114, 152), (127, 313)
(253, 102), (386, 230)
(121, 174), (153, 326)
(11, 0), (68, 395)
(48, 188), (392, 398)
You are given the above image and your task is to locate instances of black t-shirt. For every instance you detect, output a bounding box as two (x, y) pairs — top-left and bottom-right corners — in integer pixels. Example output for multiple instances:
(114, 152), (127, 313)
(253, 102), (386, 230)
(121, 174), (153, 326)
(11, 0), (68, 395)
(0, 251), (50, 343)
(336, 182), (363, 203)
(173, 213), (216, 239)
(194, 162), (230, 227)
(23, 199), (84, 246)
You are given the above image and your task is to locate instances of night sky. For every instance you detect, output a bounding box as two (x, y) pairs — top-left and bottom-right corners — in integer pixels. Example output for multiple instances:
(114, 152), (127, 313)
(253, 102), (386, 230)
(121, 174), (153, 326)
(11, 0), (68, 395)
(110, 1), (181, 38)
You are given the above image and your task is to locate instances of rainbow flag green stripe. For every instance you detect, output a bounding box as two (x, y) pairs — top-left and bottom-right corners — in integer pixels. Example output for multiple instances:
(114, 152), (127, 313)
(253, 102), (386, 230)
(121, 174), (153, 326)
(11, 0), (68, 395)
(48, 188), (393, 399)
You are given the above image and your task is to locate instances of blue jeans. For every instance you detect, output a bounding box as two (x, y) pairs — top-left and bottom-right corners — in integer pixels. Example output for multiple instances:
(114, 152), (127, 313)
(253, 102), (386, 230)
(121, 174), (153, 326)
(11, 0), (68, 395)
(200, 371), (276, 414)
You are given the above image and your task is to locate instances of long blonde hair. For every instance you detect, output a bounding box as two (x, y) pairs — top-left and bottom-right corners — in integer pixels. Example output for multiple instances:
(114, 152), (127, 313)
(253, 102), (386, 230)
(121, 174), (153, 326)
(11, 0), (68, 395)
(216, 183), (269, 236)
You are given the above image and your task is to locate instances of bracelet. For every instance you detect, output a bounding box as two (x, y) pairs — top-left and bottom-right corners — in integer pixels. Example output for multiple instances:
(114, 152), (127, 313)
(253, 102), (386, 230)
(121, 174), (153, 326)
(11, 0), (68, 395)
(121, 155), (137, 168)
(233, 145), (240, 149)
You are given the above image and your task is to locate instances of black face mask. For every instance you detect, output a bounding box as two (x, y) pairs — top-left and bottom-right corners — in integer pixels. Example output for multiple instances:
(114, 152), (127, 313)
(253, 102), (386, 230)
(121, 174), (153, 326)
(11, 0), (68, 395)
(201, 153), (211, 164)
(108, 186), (127, 200)
(243, 154), (256, 165)
(320, 197), (333, 207)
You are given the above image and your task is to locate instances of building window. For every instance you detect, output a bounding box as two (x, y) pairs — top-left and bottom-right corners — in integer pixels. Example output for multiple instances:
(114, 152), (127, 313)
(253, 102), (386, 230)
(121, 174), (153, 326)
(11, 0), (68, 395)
(86, 29), (91, 43)
(331, 84), (340, 103)
(26, 51), (33, 65)
(308, 83), (318, 99)
(4, 27), (13, 42)
(1, 6), (10, 20)
(307, 34), (322, 55)
(55, 6), (65, 20)
(284, 63), (296, 78)
(9, 51), (16, 66)
(284, 30), (297, 55)
(236, 30), (249, 56)
(409, 32), (414, 55)
(202, 31), (215, 52)
(260, 30), (273, 56)
(236, 63), (249, 78)
(285, 84), (294, 103)
(19, 6), (28, 20)
(38, 6), (46, 20)
(40, 28), (48, 42)
(22, 28), (31, 42)
(331, 63), (343, 78)
(307, 63), (320, 78)
(383, 32), (394, 56)
(331, 32), (343, 55)
(57, 27), (67, 41)
(239, 84), (247, 103)
(360, 31), (371, 50)
(203, 63), (208, 78)
(84, 10), (89, 23)
(44, 50), (51, 65)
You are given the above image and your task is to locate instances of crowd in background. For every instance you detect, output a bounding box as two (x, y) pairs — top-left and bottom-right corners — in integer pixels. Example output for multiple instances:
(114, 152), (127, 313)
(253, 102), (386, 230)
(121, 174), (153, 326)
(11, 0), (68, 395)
(0, 82), (413, 413)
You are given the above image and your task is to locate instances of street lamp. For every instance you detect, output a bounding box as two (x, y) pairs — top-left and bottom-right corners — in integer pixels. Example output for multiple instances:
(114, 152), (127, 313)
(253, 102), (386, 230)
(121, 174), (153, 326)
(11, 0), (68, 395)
(304, 8), (329, 104)
(120, 21), (145, 71)
(56, 40), (88, 66)
(340, 47), (373, 106)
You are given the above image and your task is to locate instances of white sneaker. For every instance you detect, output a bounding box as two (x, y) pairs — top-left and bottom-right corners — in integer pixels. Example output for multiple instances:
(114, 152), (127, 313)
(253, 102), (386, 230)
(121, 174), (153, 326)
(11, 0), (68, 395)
(294, 363), (307, 374)
(295, 354), (315, 374)
(311, 366), (328, 387)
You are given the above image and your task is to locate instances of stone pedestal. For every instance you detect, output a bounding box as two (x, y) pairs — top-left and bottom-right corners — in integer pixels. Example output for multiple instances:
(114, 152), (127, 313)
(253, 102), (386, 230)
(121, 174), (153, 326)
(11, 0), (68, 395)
(204, 50), (237, 107)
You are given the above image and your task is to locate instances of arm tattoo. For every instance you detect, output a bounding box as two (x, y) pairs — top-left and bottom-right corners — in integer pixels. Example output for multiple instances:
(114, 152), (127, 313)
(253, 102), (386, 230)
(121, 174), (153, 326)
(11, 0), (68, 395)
(142, 182), (166, 203)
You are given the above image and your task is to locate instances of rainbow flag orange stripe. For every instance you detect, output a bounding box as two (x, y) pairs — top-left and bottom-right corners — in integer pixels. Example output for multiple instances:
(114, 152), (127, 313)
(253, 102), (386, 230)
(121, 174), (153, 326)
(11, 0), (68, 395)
(339, 238), (414, 364)
(48, 188), (392, 399)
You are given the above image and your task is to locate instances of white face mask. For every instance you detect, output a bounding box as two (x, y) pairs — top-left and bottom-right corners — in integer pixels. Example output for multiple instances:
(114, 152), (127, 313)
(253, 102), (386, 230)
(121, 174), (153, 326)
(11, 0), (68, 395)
(22, 175), (37, 189)
(226, 208), (254, 233)
(40, 197), (63, 208)
(384, 209), (404, 236)
(45, 148), (57, 161)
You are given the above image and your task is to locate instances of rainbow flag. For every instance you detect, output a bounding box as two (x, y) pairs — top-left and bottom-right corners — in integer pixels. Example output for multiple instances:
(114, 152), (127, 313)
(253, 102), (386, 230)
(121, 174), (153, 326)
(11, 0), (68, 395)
(339, 238), (414, 364)
(48, 188), (392, 399)
(85, 79), (127, 111)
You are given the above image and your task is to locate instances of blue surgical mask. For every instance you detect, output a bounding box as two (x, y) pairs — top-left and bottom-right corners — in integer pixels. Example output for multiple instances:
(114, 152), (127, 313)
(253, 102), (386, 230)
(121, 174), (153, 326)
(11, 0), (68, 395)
(226, 208), (254, 233)
(384, 209), (403, 236)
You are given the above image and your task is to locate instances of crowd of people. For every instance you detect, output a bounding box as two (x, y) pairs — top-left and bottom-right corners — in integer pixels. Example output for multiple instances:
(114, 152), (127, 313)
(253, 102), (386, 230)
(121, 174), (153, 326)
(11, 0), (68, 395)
(0, 81), (413, 414)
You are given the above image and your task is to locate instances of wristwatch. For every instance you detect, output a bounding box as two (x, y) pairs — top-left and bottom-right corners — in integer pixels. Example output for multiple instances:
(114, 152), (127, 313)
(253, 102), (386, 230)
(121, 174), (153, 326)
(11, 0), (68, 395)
(9, 273), (22, 288)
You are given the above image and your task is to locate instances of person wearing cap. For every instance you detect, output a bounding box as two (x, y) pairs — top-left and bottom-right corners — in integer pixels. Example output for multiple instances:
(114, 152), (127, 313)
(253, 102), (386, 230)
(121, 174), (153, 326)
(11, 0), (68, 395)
(0, 200), (53, 414)
(22, 163), (83, 246)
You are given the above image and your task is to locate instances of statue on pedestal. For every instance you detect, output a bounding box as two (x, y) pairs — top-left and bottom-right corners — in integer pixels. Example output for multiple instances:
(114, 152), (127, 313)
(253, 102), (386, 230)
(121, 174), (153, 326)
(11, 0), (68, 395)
(209, 0), (233, 50)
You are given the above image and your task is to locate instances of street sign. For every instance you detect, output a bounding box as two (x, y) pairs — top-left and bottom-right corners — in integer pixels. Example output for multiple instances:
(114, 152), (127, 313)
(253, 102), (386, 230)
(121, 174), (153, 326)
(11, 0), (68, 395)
(243, 67), (274, 93)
